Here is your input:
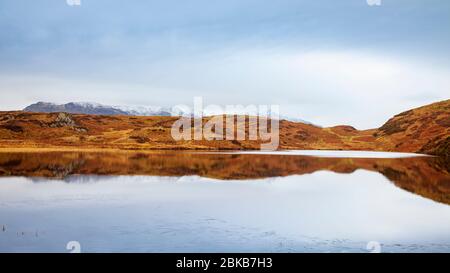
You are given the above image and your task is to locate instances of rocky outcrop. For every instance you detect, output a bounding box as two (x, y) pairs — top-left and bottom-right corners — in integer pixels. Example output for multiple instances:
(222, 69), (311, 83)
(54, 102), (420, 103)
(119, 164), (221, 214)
(49, 113), (76, 128)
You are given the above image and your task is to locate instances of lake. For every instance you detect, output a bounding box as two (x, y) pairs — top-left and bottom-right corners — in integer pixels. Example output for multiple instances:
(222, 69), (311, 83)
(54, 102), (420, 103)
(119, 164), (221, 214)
(0, 150), (449, 253)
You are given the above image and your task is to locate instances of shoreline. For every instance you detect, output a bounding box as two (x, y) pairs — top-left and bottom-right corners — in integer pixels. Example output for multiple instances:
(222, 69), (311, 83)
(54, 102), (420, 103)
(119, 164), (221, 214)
(0, 146), (432, 157)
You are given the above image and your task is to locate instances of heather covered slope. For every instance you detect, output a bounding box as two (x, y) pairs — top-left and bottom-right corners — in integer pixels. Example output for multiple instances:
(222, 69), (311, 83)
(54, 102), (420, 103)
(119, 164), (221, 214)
(375, 99), (450, 157)
(0, 100), (449, 156)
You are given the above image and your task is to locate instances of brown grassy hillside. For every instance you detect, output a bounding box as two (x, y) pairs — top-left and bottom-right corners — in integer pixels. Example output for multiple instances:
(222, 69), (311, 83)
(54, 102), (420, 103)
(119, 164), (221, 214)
(0, 99), (448, 156)
(374, 99), (450, 157)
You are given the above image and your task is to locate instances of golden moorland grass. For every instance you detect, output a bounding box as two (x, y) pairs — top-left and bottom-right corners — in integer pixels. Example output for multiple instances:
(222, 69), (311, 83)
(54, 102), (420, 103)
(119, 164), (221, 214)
(0, 99), (448, 157)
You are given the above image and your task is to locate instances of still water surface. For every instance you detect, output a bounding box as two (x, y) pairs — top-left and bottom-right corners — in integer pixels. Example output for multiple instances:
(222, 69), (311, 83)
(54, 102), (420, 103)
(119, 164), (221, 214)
(0, 151), (449, 253)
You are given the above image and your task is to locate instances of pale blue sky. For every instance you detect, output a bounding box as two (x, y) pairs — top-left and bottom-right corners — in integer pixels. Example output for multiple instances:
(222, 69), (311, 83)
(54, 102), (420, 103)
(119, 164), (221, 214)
(0, 0), (449, 128)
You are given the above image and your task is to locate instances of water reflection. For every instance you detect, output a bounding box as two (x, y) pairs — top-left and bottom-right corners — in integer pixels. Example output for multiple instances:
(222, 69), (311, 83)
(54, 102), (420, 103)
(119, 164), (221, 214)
(1, 151), (450, 253)
(0, 151), (449, 205)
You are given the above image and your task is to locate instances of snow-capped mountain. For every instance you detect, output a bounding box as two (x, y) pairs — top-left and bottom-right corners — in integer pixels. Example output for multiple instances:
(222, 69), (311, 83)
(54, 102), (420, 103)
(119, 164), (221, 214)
(113, 105), (173, 116)
(23, 102), (173, 116)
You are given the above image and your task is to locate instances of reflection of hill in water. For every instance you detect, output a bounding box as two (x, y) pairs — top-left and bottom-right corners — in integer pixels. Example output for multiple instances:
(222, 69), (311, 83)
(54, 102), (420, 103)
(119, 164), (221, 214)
(0, 152), (449, 205)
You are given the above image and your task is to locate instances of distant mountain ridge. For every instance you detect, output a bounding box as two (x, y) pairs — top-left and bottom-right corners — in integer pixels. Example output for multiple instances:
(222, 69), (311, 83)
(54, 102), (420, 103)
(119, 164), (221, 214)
(24, 102), (172, 117)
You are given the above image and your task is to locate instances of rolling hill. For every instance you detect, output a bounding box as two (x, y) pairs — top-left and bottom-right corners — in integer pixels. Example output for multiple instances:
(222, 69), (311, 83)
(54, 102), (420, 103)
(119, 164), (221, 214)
(1, 99), (449, 157)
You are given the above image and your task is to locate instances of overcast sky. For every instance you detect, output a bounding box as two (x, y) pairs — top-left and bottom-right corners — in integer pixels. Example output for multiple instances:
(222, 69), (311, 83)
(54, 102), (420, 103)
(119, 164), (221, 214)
(0, 0), (449, 128)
